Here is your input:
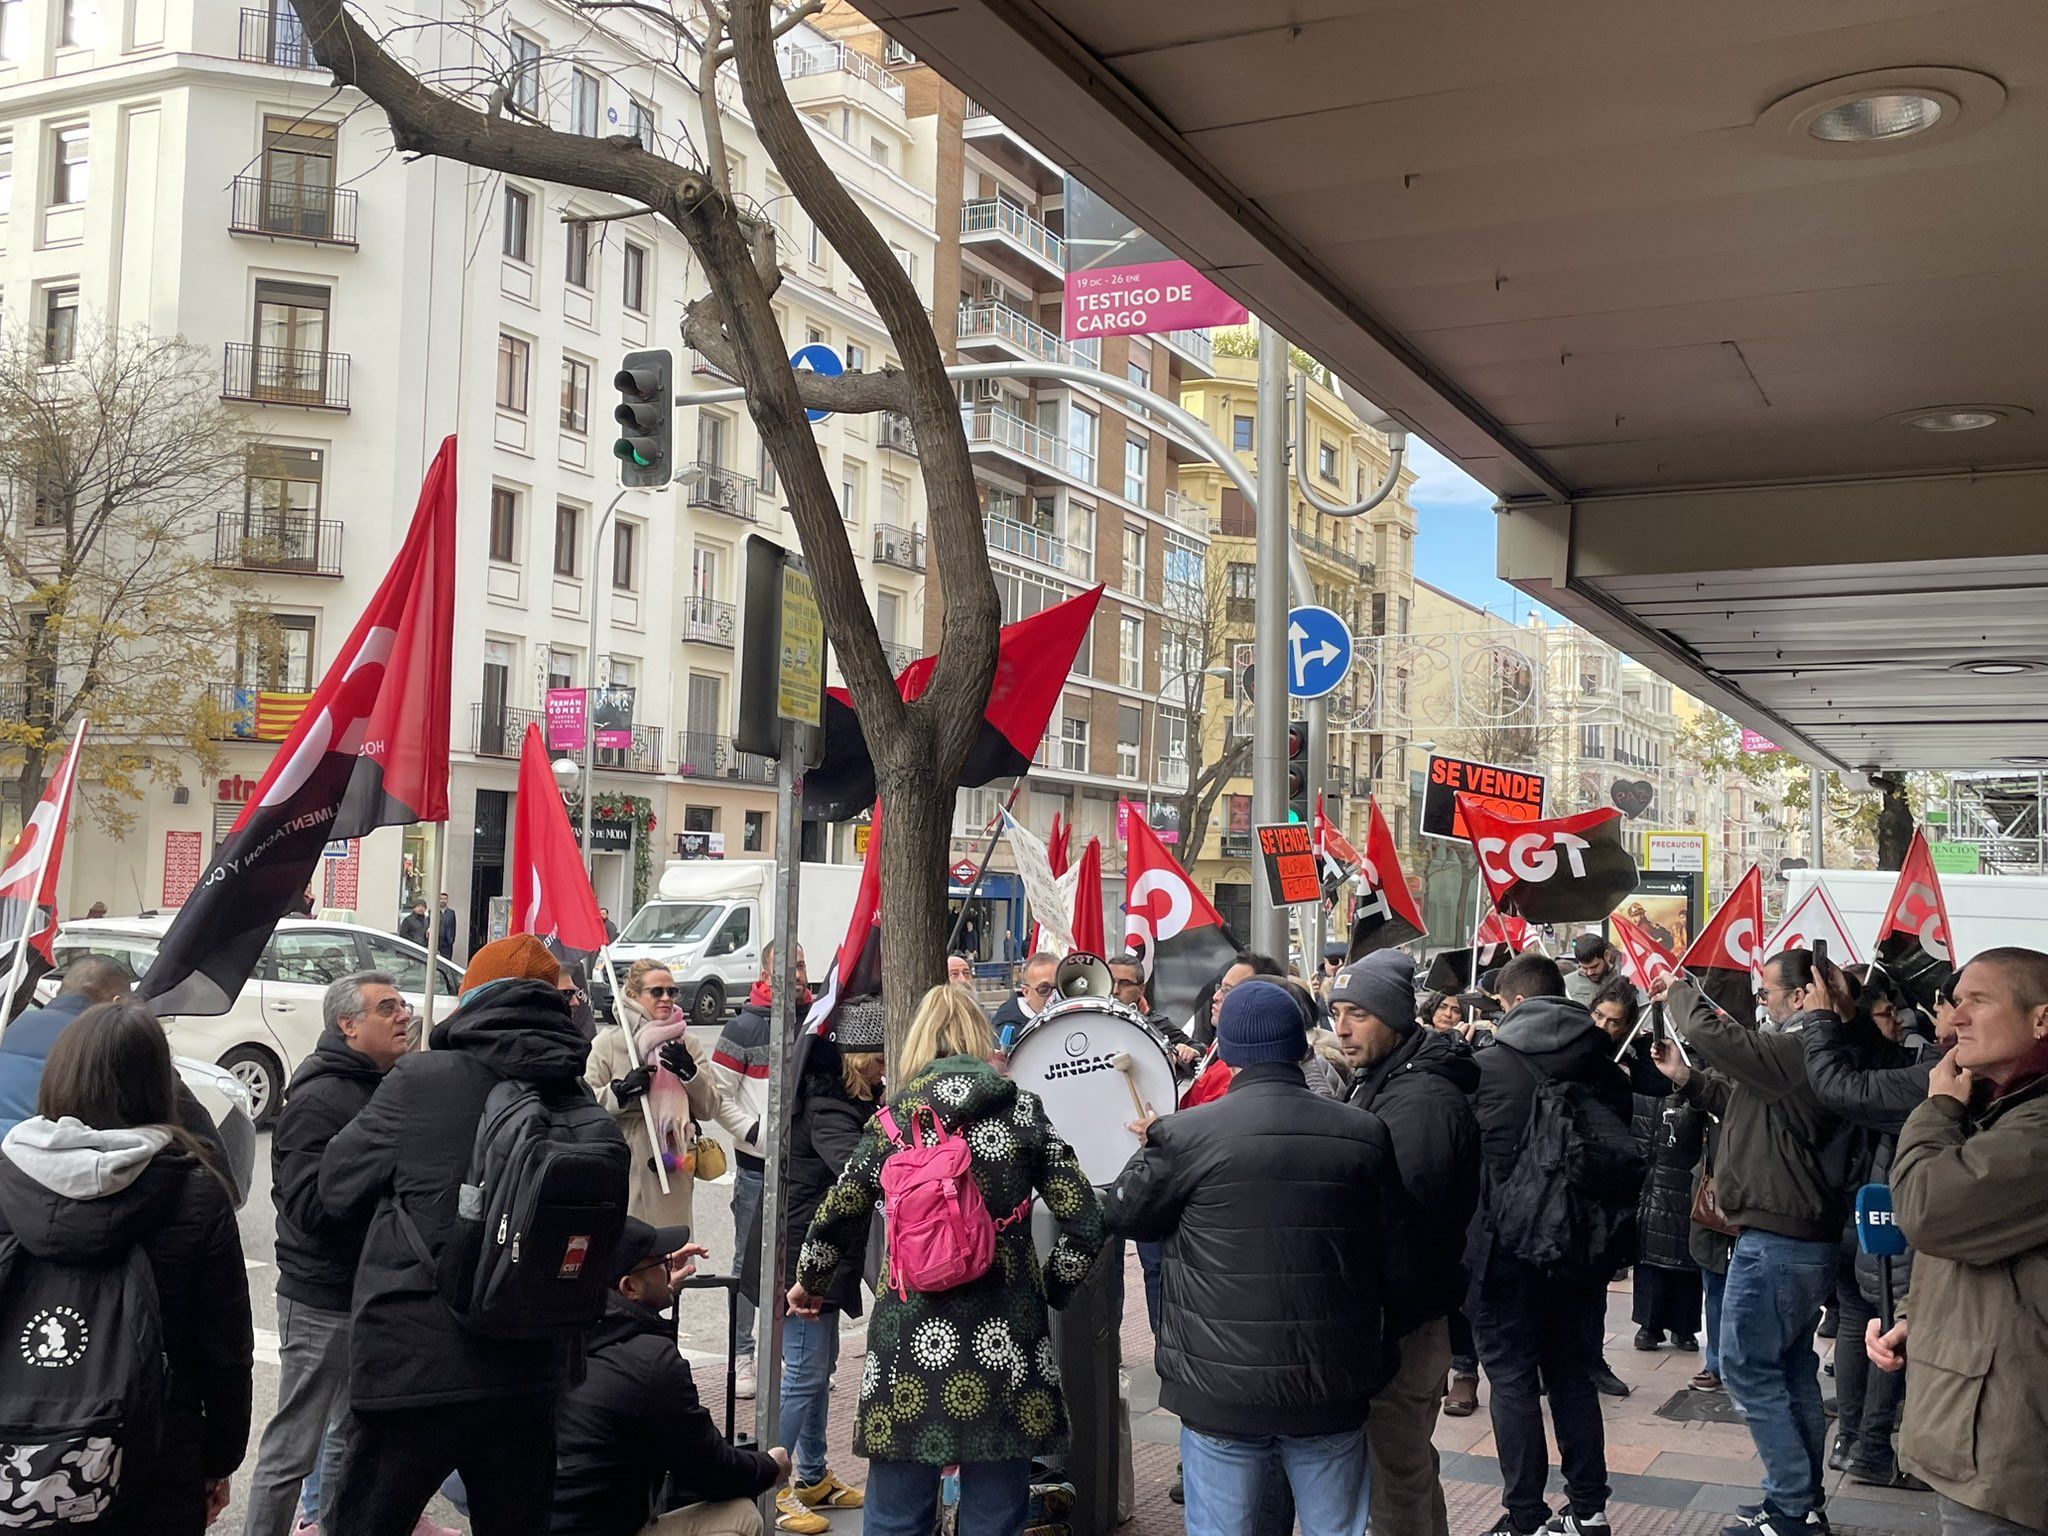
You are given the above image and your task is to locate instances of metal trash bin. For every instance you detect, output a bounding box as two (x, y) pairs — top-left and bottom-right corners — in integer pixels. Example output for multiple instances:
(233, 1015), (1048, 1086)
(1036, 1209), (1128, 1536)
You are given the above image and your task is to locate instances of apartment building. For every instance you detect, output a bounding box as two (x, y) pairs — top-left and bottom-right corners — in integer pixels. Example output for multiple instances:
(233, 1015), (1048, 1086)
(0, 0), (933, 951)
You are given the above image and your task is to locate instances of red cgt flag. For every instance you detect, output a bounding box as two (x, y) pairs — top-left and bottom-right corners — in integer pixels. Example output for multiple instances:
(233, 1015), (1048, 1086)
(1609, 911), (1679, 994)
(141, 439), (457, 1016)
(1456, 795), (1639, 924)
(1345, 797), (1426, 959)
(1123, 811), (1237, 1037)
(0, 719), (87, 1019)
(1874, 830), (1956, 1008)
(1679, 864), (1764, 1021)
(510, 724), (608, 956)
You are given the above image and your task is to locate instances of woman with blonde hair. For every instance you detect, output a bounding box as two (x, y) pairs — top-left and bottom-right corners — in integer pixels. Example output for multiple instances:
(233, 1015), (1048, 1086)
(790, 985), (1105, 1536)
(587, 958), (722, 1227)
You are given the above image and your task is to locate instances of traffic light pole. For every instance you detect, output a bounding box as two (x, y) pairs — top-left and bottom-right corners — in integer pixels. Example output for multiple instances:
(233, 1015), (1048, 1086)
(582, 485), (631, 878)
(1250, 322), (1293, 960)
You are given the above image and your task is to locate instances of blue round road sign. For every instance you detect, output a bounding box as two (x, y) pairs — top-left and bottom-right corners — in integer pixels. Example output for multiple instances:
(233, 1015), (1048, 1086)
(790, 343), (844, 424)
(1286, 605), (1353, 699)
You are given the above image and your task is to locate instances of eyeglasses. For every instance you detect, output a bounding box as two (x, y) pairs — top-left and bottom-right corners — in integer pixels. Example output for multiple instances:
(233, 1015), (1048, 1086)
(1025, 982), (1056, 998)
(644, 986), (681, 999)
(369, 997), (413, 1017)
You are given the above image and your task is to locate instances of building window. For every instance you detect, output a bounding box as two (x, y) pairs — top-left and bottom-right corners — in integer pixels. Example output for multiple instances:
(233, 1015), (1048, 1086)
(845, 342), (866, 373)
(1119, 613), (1143, 689)
(889, 242), (915, 281)
(564, 219), (591, 290)
(244, 445), (323, 527)
(840, 462), (863, 523)
(488, 486), (518, 562)
(42, 286), (79, 365)
(58, 0), (95, 48)
(258, 116), (337, 236)
(571, 69), (601, 136)
(628, 98), (655, 148)
(1121, 524), (1145, 594)
(237, 612), (316, 690)
(508, 31), (542, 115)
(0, 2), (23, 61)
(868, 137), (891, 169)
(1066, 405), (1098, 478)
(1232, 414), (1253, 452)
(697, 412), (725, 467)
(808, 217), (825, 267)
(559, 356), (589, 433)
(1123, 438), (1148, 504)
(622, 242), (648, 313)
(553, 503), (581, 577)
(495, 334), (530, 413)
(1060, 714), (1089, 773)
(1318, 439), (1338, 483)
(1127, 355), (1149, 390)
(502, 185), (532, 261)
(612, 520), (637, 591)
(756, 437), (777, 498)
(1158, 707), (1188, 778)
(50, 126), (88, 206)
(0, 139), (12, 211)
(1117, 704), (1142, 779)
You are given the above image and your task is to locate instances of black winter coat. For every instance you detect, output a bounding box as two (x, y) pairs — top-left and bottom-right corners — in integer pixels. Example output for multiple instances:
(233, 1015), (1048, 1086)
(551, 1292), (780, 1536)
(272, 1029), (387, 1312)
(1622, 1043), (1705, 1273)
(1104, 1060), (1402, 1438)
(317, 979), (620, 1410)
(1468, 995), (1638, 1287)
(0, 1132), (253, 1512)
(739, 1038), (874, 1315)
(1345, 1026), (1479, 1333)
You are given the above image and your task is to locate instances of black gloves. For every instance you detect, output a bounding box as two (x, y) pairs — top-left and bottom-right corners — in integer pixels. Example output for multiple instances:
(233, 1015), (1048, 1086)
(657, 1038), (697, 1081)
(612, 1065), (654, 1104)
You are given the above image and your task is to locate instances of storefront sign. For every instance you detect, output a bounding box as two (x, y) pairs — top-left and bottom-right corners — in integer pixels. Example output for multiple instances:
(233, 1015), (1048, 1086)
(1061, 178), (1248, 340)
(322, 839), (360, 909)
(545, 688), (587, 751)
(1642, 830), (1709, 874)
(216, 774), (261, 805)
(674, 830), (724, 859)
(162, 830), (202, 907)
(575, 818), (633, 852)
(1255, 822), (1321, 906)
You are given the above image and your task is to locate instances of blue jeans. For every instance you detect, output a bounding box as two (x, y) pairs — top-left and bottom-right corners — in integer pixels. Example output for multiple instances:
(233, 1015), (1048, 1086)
(1180, 1426), (1370, 1536)
(779, 1313), (840, 1486)
(865, 1459), (1031, 1536)
(1703, 1266), (1727, 1378)
(731, 1163), (763, 1360)
(1721, 1229), (1836, 1517)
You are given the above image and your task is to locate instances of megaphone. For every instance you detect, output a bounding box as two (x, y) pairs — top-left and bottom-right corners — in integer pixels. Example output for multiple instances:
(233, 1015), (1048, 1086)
(1054, 952), (1113, 1001)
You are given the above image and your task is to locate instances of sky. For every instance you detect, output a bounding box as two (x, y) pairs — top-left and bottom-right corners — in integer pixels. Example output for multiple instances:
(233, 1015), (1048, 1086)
(1402, 436), (1559, 625)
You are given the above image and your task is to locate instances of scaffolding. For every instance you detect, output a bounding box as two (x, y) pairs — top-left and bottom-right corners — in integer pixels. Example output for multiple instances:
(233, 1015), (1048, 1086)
(1948, 772), (2048, 873)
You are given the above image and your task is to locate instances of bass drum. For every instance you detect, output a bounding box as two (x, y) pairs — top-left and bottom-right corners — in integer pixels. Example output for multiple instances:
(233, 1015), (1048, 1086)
(1007, 998), (1176, 1185)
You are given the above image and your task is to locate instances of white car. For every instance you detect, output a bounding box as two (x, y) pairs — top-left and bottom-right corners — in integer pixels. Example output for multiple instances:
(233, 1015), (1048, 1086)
(50, 916), (464, 1127)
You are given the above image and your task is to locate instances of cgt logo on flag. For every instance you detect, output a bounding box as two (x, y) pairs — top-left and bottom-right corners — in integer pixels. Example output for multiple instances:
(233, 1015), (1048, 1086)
(1457, 796), (1639, 924)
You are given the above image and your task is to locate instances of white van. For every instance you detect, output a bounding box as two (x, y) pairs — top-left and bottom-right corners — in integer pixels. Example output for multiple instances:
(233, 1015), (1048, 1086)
(1781, 867), (2048, 960)
(609, 860), (865, 1027)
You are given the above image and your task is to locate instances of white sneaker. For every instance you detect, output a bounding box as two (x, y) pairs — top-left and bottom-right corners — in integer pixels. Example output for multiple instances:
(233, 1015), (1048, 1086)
(734, 1359), (757, 1399)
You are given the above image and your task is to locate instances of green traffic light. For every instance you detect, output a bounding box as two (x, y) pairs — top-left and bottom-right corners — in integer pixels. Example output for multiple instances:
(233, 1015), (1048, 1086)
(613, 439), (655, 466)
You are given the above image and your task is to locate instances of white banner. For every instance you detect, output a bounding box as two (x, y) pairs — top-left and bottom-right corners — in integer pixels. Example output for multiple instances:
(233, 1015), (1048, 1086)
(1001, 811), (1079, 956)
(1763, 879), (1861, 965)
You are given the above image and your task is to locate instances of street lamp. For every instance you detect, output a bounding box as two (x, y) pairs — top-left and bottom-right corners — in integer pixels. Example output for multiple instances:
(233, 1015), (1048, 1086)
(1146, 666), (1231, 824)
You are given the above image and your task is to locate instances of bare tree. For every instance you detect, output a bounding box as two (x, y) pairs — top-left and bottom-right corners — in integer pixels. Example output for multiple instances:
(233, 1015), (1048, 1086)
(0, 324), (251, 832)
(1158, 555), (1249, 859)
(287, 0), (999, 1044)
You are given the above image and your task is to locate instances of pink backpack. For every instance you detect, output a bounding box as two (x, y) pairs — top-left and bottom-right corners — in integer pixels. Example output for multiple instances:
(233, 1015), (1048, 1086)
(876, 1104), (1030, 1299)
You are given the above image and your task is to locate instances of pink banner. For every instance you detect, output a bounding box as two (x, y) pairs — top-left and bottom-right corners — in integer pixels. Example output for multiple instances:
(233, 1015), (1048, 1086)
(545, 688), (586, 751)
(1739, 728), (1780, 754)
(1064, 259), (1247, 341)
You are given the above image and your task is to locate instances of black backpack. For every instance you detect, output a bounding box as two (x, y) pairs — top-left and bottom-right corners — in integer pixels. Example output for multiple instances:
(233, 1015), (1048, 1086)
(1490, 1049), (1647, 1278)
(0, 1233), (164, 1527)
(400, 1077), (630, 1339)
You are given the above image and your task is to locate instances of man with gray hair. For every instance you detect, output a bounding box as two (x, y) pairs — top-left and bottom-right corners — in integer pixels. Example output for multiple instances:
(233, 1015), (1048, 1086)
(242, 971), (413, 1536)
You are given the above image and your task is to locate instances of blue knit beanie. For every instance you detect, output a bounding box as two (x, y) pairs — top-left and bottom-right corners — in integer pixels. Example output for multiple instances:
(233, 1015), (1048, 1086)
(1216, 979), (1308, 1068)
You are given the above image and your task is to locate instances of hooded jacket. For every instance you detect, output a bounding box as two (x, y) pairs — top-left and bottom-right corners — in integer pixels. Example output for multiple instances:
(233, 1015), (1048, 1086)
(1468, 993), (1637, 1285)
(272, 1028), (388, 1312)
(316, 979), (616, 1409)
(550, 1291), (781, 1536)
(710, 992), (773, 1170)
(1621, 1041), (1707, 1274)
(0, 1118), (254, 1486)
(0, 992), (95, 1137)
(1346, 1025), (1479, 1332)
(1802, 1010), (1933, 1304)
(739, 1036), (874, 1315)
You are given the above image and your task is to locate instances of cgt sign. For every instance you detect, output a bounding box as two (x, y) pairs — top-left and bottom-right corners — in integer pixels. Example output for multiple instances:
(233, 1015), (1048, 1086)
(1420, 754), (1544, 841)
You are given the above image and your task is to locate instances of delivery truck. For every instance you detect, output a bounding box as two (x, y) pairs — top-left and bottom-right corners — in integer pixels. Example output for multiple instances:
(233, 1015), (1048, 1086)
(1781, 866), (2048, 965)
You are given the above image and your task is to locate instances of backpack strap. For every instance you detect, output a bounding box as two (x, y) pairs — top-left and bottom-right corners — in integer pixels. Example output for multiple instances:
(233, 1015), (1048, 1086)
(878, 1106), (905, 1148)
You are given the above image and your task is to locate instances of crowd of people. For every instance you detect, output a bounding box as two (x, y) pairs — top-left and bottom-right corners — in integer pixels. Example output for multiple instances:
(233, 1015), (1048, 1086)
(0, 905), (2042, 1536)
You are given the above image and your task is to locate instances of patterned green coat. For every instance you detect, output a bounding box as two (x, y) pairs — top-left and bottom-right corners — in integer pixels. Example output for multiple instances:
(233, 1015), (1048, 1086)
(795, 1054), (1107, 1465)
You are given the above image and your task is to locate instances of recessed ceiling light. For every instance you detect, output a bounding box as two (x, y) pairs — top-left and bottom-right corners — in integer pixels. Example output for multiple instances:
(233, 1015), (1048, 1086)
(1999, 755), (2048, 767)
(1757, 68), (2005, 160)
(1950, 660), (2041, 676)
(1808, 93), (1943, 142)
(1881, 403), (2031, 433)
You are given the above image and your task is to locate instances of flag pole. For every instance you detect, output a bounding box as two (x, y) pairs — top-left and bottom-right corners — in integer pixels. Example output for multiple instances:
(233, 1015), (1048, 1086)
(2, 718), (87, 1021)
(945, 776), (1029, 954)
(599, 939), (672, 1197)
(1465, 871), (1486, 1021)
(418, 818), (448, 1042)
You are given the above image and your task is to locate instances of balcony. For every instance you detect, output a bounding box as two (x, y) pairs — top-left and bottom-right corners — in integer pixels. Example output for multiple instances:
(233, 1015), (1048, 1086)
(684, 463), (758, 522)
(956, 303), (1099, 372)
(963, 404), (1095, 482)
(213, 512), (343, 577)
(229, 176), (357, 247)
(238, 6), (317, 67)
(681, 596), (738, 647)
(877, 411), (918, 455)
(674, 732), (775, 785)
(960, 100), (1066, 191)
(959, 199), (1064, 279)
(1162, 488), (1208, 534)
(211, 683), (313, 741)
(471, 704), (541, 758)
(1295, 528), (1359, 570)
(690, 349), (736, 381)
(882, 640), (921, 673)
(778, 41), (905, 104)
(874, 522), (925, 570)
(1155, 328), (1215, 375)
(223, 343), (350, 411)
(595, 724), (664, 775)
(982, 509), (1070, 575)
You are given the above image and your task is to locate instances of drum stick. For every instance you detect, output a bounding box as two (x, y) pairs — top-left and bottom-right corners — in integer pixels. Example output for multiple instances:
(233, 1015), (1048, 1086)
(1111, 1052), (1151, 1120)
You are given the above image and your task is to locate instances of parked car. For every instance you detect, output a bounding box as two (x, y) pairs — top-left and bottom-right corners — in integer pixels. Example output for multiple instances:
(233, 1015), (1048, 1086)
(47, 916), (463, 1127)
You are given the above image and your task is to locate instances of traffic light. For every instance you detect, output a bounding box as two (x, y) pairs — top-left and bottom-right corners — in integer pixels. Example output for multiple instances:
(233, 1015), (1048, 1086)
(613, 348), (673, 487)
(1287, 721), (1309, 824)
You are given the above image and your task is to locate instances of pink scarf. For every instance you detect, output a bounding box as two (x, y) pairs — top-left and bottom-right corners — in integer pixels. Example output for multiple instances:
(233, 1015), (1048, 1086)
(621, 1001), (694, 1167)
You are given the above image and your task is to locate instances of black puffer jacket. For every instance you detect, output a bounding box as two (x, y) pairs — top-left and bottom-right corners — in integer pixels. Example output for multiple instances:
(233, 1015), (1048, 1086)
(0, 1121), (254, 1504)
(318, 979), (619, 1409)
(1621, 1042), (1705, 1273)
(1104, 1060), (1402, 1438)
(272, 1029), (387, 1312)
(1345, 1026), (1479, 1333)
(739, 1037), (874, 1315)
(1468, 994), (1638, 1286)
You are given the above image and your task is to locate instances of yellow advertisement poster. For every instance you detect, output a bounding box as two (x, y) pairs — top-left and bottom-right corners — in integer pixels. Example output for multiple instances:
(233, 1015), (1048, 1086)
(777, 565), (824, 726)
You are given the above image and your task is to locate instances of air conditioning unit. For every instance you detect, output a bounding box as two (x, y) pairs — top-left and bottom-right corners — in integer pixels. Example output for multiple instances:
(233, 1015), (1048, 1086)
(974, 277), (1006, 303)
(972, 379), (1007, 403)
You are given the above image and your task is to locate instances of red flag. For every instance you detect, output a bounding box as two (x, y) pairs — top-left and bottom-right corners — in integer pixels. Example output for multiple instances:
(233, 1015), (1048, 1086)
(1476, 908), (1531, 954)
(510, 724), (608, 955)
(1314, 796), (1360, 885)
(803, 586), (1104, 820)
(1070, 837), (1106, 958)
(141, 439), (457, 1016)
(1457, 795), (1639, 923)
(1679, 865), (1764, 1020)
(1028, 812), (1070, 955)
(1874, 830), (1956, 1006)
(1609, 911), (1679, 993)
(803, 803), (884, 1037)
(1124, 812), (1236, 1034)
(1345, 798), (1426, 958)
(0, 719), (87, 1018)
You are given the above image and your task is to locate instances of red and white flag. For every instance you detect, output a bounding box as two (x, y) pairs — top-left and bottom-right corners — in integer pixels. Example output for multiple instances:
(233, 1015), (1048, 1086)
(1679, 865), (1764, 1021)
(803, 803), (883, 1037)
(1344, 797), (1426, 958)
(1314, 796), (1360, 889)
(1874, 830), (1956, 1007)
(0, 719), (87, 1019)
(1609, 911), (1679, 994)
(1763, 881), (1861, 967)
(510, 723), (608, 957)
(141, 439), (457, 1016)
(1124, 812), (1237, 1035)
(1476, 908), (1531, 954)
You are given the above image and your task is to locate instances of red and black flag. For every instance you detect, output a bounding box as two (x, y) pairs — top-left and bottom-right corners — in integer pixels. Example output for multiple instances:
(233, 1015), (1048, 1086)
(802, 586), (1104, 821)
(510, 723), (609, 962)
(140, 439), (457, 1016)
(1609, 911), (1679, 995)
(1457, 795), (1639, 925)
(1874, 830), (1957, 1008)
(803, 803), (883, 1039)
(1679, 864), (1764, 1021)
(1345, 797), (1426, 959)
(0, 719), (87, 1021)
(1422, 905), (1529, 993)
(1123, 811), (1237, 1036)
(1314, 796), (1360, 893)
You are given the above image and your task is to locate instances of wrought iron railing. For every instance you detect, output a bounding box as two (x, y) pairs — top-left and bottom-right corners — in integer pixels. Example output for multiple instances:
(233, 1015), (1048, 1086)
(228, 175), (357, 245)
(223, 342), (350, 409)
(213, 512), (343, 576)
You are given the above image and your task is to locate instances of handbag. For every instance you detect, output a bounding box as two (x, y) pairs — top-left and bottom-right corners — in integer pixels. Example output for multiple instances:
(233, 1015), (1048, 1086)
(1689, 1166), (1740, 1237)
(692, 1123), (729, 1182)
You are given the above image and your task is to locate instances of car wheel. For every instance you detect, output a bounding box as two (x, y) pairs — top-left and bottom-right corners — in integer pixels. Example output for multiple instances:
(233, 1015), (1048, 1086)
(220, 1045), (284, 1128)
(689, 980), (725, 1030)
